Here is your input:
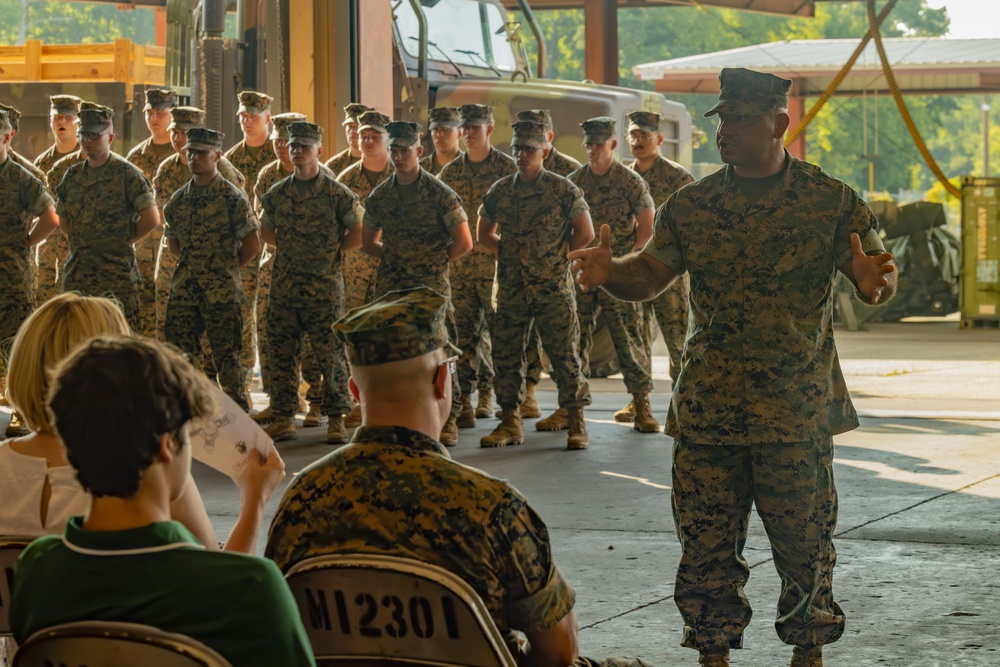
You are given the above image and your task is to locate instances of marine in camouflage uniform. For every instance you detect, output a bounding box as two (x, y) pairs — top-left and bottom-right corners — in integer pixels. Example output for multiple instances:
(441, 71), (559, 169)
(574, 69), (898, 667)
(438, 104), (515, 426)
(127, 88), (178, 337)
(0, 103), (46, 302)
(517, 109), (582, 410)
(419, 106), (463, 174)
(479, 120), (593, 451)
(38, 148), (84, 304)
(364, 120), (471, 445)
(56, 104), (159, 330)
(0, 109), (58, 382)
(627, 110), (695, 391)
(34, 96), (83, 305)
(337, 110), (393, 310)
(225, 91), (274, 397)
(265, 286), (652, 667)
(260, 122), (363, 444)
(324, 102), (369, 176)
(154, 106), (246, 341)
(253, 112), (334, 423)
(163, 128), (260, 410)
(569, 117), (658, 433)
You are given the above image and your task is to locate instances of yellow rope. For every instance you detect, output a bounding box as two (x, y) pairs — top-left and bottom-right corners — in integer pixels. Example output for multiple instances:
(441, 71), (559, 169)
(784, 0), (898, 147)
(866, 0), (961, 197)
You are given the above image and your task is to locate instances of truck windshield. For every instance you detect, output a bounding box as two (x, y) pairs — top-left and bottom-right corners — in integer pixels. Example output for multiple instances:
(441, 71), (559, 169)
(395, 0), (517, 74)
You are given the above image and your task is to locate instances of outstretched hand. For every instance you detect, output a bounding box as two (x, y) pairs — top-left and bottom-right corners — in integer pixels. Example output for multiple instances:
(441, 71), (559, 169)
(568, 224), (612, 291)
(850, 232), (895, 304)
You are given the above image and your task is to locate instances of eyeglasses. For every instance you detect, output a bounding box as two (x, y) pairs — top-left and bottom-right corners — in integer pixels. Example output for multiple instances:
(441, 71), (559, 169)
(627, 132), (655, 145)
(439, 355), (459, 376)
(510, 145), (539, 156)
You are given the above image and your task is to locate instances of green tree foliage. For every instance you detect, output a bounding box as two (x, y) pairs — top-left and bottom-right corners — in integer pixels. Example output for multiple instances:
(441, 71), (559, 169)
(513, 1), (988, 201)
(0, 0), (157, 46)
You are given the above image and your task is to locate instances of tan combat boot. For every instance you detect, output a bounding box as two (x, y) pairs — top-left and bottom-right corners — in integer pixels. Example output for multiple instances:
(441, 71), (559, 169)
(699, 650), (731, 667)
(475, 387), (494, 419)
(565, 407), (588, 450)
(613, 399), (635, 423)
(303, 403), (329, 428)
(481, 409), (524, 448)
(440, 414), (459, 447)
(790, 646), (822, 667)
(520, 382), (542, 418)
(457, 395), (476, 429)
(536, 407), (568, 431)
(251, 406), (274, 424)
(265, 416), (297, 442)
(632, 393), (661, 433)
(326, 416), (348, 445)
(344, 403), (362, 428)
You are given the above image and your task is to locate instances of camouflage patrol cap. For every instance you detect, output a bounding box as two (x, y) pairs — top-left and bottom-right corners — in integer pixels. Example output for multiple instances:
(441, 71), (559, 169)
(510, 120), (547, 150)
(237, 90), (272, 115)
(50, 94), (82, 116)
(270, 112), (308, 140)
(704, 68), (791, 118)
(143, 88), (176, 111)
(0, 110), (11, 134)
(334, 287), (461, 366)
(343, 103), (372, 126)
(580, 116), (616, 144)
(287, 121), (323, 146)
(358, 111), (391, 134)
(428, 107), (460, 130)
(386, 121), (421, 148)
(627, 110), (661, 134)
(516, 109), (553, 130)
(458, 104), (494, 127)
(78, 104), (114, 134)
(0, 104), (20, 131)
(185, 127), (224, 152)
(169, 106), (206, 131)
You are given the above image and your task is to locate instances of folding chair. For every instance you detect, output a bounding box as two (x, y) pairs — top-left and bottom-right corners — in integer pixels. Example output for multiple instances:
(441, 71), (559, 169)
(285, 554), (518, 667)
(12, 621), (233, 667)
(0, 537), (32, 637)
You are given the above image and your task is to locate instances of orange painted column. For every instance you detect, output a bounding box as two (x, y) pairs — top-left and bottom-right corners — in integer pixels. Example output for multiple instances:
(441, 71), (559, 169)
(583, 0), (618, 86)
(786, 82), (807, 159)
(155, 7), (167, 48)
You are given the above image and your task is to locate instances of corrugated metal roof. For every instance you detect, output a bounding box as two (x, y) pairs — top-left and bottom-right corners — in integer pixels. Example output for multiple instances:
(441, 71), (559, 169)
(634, 38), (1000, 81)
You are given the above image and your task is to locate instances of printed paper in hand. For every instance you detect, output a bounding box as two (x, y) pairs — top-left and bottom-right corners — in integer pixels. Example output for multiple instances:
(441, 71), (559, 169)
(190, 387), (273, 479)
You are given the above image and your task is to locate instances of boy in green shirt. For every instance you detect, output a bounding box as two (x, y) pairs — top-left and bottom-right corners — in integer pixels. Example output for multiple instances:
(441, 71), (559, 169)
(11, 336), (316, 667)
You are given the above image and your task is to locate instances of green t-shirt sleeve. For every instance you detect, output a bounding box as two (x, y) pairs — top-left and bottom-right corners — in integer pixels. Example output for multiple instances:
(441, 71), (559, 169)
(237, 559), (318, 666)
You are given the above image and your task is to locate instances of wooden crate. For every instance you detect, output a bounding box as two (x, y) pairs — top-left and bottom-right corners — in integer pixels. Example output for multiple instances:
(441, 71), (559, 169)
(0, 39), (165, 99)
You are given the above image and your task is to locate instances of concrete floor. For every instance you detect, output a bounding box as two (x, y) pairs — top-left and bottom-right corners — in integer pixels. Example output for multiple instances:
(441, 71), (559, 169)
(48, 318), (1000, 666)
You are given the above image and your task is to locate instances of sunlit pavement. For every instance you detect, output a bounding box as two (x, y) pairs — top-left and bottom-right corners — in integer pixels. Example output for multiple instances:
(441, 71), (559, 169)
(183, 319), (1000, 665)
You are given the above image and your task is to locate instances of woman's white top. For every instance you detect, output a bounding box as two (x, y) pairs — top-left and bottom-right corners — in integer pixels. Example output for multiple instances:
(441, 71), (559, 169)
(0, 440), (90, 537)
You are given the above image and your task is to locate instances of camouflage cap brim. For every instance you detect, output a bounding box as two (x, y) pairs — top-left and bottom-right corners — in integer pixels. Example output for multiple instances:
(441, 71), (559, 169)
(184, 140), (222, 152)
(703, 96), (787, 118)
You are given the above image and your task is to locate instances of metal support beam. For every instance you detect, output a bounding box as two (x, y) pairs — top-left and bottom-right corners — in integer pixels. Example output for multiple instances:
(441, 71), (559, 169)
(583, 0), (618, 85)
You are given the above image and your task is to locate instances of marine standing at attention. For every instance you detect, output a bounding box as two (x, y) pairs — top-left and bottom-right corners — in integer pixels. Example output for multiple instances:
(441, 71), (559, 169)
(420, 106), (463, 173)
(478, 120), (594, 451)
(325, 103), (370, 176)
(362, 120), (472, 446)
(163, 128), (261, 410)
(55, 103), (159, 330)
(127, 88), (178, 337)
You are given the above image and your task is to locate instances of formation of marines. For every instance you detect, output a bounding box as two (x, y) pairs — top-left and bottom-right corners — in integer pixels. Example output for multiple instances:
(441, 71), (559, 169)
(1, 88), (695, 450)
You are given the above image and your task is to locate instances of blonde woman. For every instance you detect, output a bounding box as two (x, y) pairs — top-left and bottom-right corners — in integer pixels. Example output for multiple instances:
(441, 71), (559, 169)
(1, 293), (281, 553)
